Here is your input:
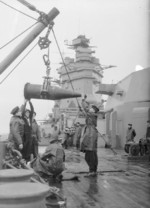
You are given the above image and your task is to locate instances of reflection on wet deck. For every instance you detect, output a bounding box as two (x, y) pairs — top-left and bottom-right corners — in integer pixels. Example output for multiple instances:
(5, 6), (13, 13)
(39, 146), (150, 208)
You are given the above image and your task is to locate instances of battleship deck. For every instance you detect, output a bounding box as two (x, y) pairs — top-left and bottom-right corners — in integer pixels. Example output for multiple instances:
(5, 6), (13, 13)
(47, 148), (150, 208)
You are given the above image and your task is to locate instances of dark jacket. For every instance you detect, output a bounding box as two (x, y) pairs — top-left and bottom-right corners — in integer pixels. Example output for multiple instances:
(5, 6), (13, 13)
(73, 126), (82, 147)
(21, 101), (34, 161)
(146, 126), (150, 138)
(8, 115), (24, 150)
(81, 99), (98, 151)
(31, 119), (41, 144)
(126, 128), (136, 143)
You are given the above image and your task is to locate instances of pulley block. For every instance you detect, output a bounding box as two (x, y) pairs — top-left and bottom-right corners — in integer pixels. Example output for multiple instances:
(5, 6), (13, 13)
(38, 37), (51, 49)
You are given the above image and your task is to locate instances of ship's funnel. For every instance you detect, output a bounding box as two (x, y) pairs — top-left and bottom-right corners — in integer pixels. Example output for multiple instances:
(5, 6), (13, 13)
(24, 83), (81, 100)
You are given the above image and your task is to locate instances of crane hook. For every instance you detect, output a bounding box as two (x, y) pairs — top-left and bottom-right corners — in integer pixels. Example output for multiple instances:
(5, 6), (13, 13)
(43, 54), (50, 66)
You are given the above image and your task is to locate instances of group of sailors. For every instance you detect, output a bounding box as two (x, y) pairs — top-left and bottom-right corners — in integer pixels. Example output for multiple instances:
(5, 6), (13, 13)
(8, 95), (100, 178)
(62, 122), (82, 149)
(8, 99), (41, 162)
(125, 121), (150, 155)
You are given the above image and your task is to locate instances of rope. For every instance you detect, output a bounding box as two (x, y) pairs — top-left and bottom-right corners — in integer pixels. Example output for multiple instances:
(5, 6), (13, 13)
(52, 28), (81, 109)
(0, 0), (37, 20)
(0, 42), (38, 85)
(0, 22), (38, 50)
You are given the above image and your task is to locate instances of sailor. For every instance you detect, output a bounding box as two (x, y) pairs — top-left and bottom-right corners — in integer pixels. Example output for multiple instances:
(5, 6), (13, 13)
(145, 120), (150, 153)
(68, 125), (76, 147)
(62, 127), (70, 149)
(126, 124), (136, 143)
(31, 112), (41, 158)
(50, 125), (60, 141)
(32, 138), (65, 181)
(21, 100), (34, 162)
(80, 95), (99, 177)
(8, 106), (24, 152)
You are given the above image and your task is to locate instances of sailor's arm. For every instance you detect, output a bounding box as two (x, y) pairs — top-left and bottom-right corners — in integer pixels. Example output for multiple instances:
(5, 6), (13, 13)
(80, 95), (90, 116)
(28, 100), (34, 124)
(20, 99), (27, 116)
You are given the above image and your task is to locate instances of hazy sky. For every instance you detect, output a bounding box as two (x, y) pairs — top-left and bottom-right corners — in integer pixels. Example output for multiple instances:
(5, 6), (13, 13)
(0, 0), (149, 133)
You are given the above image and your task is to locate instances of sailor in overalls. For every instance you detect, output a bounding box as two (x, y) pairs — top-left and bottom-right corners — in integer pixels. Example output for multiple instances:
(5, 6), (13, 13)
(80, 95), (99, 177)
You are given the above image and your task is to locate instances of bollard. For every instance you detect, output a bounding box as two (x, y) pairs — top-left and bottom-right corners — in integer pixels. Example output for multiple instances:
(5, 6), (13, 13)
(0, 169), (34, 184)
(0, 182), (50, 208)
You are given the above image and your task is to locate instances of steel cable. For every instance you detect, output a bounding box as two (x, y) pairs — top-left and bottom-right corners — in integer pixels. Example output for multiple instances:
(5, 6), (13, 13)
(0, 22), (38, 50)
(0, 0), (37, 20)
(52, 28), (81, 109)
(0, 42), (38, 85)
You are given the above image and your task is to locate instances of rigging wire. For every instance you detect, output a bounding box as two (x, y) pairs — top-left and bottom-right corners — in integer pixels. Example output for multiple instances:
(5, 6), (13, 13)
(0, 0), (37, 21)
(52, 28), (83, 128)
(0, 42), (38, 85)
(52, 28), (81, 108)
(0, 22), (38, 50)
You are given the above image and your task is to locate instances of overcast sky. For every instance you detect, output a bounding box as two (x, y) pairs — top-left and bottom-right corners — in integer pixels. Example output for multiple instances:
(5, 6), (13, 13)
(0, 0), (149, 133)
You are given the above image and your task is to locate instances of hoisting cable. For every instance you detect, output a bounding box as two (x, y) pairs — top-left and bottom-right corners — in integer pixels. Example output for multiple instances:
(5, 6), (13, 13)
(0, 42), (38, 85)
(38, 23), (53, 99)
(0, 22), (38, 50)
(40, 47), (51, 99)
(52, 28), (83, 130)
(52, 28), (81, 109)
(0, 0), (37, 21)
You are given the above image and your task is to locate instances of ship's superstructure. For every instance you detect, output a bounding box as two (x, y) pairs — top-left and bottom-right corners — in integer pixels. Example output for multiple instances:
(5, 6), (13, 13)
(96, 67), (150, 148)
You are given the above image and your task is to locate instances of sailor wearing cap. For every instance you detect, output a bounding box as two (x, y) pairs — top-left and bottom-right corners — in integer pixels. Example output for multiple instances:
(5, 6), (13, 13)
(126, 123), (136, 143)
(30, 111), (41, 158)
(21, 99), (34, 162)
(80, 95), (99, 177)
(62, 127), (70, 149)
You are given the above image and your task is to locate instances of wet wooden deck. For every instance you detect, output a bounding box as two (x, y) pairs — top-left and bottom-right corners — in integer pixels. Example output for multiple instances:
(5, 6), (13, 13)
(49, 148), (150, 208)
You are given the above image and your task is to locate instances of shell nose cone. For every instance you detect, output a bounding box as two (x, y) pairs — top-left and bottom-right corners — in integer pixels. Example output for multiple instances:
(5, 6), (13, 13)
(24, 83), (81, 100)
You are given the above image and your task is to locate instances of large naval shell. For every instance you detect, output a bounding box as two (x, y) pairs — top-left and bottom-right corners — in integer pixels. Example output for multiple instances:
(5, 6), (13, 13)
(24, 83), (81, 100)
